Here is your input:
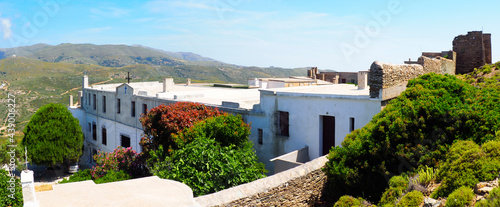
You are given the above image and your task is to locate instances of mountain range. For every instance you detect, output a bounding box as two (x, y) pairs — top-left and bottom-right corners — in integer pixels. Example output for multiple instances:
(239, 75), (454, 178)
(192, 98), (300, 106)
(0, 43), (310, 133)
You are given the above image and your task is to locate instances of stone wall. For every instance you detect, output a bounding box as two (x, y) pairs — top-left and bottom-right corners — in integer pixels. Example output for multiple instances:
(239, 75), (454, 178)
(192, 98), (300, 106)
(369, 56), (455, 100)
(194, 156), (328, 207)
(453, 31), (492, 74)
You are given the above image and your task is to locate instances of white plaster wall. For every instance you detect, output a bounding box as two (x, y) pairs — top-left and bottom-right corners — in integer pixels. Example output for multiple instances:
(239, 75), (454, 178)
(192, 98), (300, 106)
(267, 81), (285, 89)
(276, 95), (381, 159)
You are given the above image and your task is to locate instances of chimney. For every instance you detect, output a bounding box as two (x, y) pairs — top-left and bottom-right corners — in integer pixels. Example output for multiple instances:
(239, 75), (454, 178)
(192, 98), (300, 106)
(357, 71), (368, 90)
(163, 78), (174, 92)
(78, 91), (83, 108)
(83, 75), (89, 88)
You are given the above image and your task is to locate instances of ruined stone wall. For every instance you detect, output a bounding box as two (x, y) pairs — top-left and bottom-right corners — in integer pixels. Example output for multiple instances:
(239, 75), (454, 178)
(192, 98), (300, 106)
(369, 56), (455, 99)
(453, 31), (491, 74)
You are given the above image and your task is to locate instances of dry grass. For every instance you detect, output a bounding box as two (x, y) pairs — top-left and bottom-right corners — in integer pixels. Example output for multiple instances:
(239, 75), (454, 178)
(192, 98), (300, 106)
(35, 184), (53, 192)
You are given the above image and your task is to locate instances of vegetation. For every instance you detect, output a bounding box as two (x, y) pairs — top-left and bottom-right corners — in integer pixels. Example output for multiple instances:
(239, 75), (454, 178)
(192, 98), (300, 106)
(150, 114), (266, 196)
(0, 169), (23, 207)
(324, 72), (500, 202)
(475, 187), (500, 207)
(379, 176), (409, 206)
(59, 169), (92, 184)
(396, 191), (423, 207)
(139, 102), (222, 155)
(432, 140), (500, 198)
(445, 186), (474, 207)
(22, 103), (84, 166)
(90, 147), (147, 179)
(411, 165), (438, 187)
(334, 195), (364, 207)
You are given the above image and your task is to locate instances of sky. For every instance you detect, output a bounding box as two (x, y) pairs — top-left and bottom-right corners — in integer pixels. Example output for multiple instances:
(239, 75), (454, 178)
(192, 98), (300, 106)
(0, 0), (499, 72)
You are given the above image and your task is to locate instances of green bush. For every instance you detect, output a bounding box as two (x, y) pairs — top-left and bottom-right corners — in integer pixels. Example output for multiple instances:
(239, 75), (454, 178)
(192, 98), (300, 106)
(324, 73), (500, 201)
(22, 103), (84, 166)
(413, 165), (438, 187)
(334, 195), (363, 207)
(445, 186), (474, 207)
(152, 137), (265, 196)
(0, 169), (23, 207)
(379, 176), (408, 206)
(94, 170), (131, 184)
(396, 191), (423, 207)
(172, 114), (250, 149)
(432, 141), (500, 198)
(59, 169), (92, 184)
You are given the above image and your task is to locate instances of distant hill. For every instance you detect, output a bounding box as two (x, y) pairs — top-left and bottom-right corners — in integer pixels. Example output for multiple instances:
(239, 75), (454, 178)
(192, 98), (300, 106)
(0, 48), (307, 133)
(0, 43), (234, 68)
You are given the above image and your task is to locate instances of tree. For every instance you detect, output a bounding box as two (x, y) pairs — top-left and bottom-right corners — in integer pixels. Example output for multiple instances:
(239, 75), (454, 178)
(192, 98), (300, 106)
(22, 103), (84, 166)
(139, 102), (222, 154)
(0, 169), (23, 207)
(150, 114), (266, 196)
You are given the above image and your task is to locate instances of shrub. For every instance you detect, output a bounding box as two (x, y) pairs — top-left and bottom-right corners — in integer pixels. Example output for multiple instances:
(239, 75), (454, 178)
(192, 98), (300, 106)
(396, 191), (423, 207)
(334, 195), (363, 207)
(22, 103), (84, 166)
(432, 141), (500, 198)
(0, 169), (23, 207)
(94, 170), (131, 184)
(379, 176), (408, 206)
(324, 73), (500, 201)
(90, 147), (147, 179)
(172, 114), (250, 149)
(59, 169), (92, 184)
(151, 137), (266, 196)
(445, 186), (474, 207)
(412, 165), (438, 187)
(139, 102), (222, 154)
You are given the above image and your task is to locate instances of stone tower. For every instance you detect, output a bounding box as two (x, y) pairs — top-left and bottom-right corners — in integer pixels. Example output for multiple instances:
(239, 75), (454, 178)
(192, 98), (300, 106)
(452, 31), (492, 74)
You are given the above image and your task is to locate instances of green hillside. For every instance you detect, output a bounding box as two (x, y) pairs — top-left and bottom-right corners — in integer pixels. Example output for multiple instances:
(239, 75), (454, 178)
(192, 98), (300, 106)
(0, 43), (234, 68)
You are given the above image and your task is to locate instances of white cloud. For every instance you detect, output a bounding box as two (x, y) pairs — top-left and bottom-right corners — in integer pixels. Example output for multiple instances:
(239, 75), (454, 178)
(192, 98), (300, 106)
(0, 17), (12, 39)
(90, 7), (130, 18)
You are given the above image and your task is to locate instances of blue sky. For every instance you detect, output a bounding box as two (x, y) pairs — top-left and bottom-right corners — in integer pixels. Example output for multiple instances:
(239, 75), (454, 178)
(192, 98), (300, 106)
(0, 0), (498, 71)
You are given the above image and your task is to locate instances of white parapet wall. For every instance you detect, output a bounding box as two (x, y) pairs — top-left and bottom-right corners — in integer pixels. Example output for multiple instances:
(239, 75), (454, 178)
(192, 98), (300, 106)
(21, 170), (38, 207)
(194, 155), (328, 207)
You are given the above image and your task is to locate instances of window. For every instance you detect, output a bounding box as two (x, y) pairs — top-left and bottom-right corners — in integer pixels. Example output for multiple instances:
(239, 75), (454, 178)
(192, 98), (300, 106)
(92, 149), (98, 162)
(88, 93), (90, 105)
(117, 99), (121, 114)
(142, 104), (147, 115)
(102, 127), (107, 145)
(278, 111), (289, 136)
(258, 129), (263, 145)
(93, 94), (96, 110)
(92, 122), (97, 141)
(88, 122), (91, 132)
(349, 117), (355, 132)
(121, 135), (131, 148)
(131, 101), (136, 117)
(102, 96), (106, 113)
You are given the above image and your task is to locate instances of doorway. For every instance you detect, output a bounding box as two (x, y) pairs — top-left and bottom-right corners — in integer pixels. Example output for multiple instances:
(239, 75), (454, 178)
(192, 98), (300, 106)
(322, 116), (335, 155)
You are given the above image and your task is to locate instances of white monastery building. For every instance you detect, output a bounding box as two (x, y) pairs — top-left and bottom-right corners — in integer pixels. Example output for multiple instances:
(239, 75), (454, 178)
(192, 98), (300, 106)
(69, 71), (383, 174)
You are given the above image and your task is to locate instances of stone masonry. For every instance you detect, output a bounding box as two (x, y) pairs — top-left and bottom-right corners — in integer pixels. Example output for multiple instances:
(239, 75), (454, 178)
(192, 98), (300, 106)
(453, 31), (492, 74)
(369, 56), (455, 100)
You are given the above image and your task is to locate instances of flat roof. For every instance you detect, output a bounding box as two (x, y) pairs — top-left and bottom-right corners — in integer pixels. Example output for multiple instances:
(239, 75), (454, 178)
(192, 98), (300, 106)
(90, 82), (261, 110)
(261, 84), (372, 99)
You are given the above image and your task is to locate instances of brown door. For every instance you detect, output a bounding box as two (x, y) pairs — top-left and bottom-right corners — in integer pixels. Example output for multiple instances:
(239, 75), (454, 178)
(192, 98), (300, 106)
(322, 116), (335, 155)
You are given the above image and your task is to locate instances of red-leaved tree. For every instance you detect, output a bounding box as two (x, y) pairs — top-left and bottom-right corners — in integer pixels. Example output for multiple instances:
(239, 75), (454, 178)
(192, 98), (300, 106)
(139, 102), (222, 154)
